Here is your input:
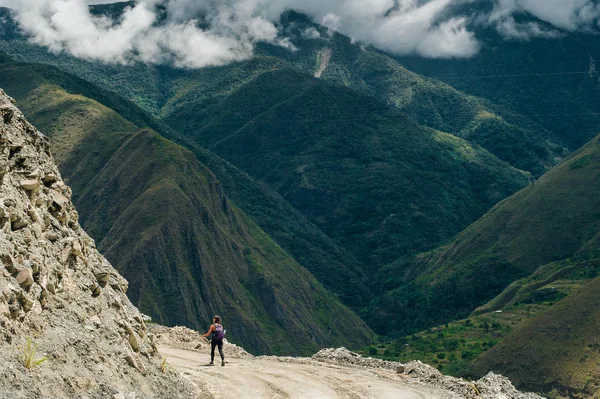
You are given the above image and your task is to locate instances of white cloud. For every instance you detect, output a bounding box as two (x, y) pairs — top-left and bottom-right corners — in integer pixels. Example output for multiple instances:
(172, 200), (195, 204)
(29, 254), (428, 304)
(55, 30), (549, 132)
(2, 0), (600, 68)
(490, 0), (600, 38)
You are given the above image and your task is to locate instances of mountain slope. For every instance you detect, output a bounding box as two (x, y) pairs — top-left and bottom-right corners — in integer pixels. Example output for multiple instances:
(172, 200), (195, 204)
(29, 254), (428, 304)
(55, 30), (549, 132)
(0, 58), (373, 355)
(397, 14), (600, 152)
(256, 11), (564, 177)
(0, 49), (373, 309)
(374, 129), (600, 336)
(163, 62), (531, 268)
(472, 272), (600, 397)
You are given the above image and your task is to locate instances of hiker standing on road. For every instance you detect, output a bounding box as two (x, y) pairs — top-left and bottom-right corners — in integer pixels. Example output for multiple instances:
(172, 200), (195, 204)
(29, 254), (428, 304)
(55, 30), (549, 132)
(202, 315), (226, 366)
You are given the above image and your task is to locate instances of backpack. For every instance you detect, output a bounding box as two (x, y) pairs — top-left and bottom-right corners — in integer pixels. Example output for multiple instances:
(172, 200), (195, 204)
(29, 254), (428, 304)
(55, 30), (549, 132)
(213, 324), (225, 340)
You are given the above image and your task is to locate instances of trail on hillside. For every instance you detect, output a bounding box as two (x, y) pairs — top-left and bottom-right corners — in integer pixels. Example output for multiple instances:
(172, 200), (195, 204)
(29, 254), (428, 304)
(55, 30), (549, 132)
(160, 345), (456, 399)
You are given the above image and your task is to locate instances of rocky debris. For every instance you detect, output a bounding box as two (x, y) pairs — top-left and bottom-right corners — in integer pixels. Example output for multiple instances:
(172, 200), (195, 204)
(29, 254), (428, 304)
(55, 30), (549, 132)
(312, 347), (402, 370)
(218, 340), (252, 359)
(0, 89), (198, 399)
(476, 372), (544, 399)
(311, 348), (544, 399)
(149, 324), (253, 359)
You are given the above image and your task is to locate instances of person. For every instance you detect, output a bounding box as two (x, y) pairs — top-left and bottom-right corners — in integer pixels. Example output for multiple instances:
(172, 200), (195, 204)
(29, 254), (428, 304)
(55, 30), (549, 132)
(202, 315), (225, 366)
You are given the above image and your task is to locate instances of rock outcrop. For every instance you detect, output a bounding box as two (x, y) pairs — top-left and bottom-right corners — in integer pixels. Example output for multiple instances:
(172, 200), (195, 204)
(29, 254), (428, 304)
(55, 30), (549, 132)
(0, 90), (197, 398)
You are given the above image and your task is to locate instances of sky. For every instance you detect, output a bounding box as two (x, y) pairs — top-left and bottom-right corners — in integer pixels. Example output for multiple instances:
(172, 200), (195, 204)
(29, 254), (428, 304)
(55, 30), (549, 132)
(0, 0), (599, 68)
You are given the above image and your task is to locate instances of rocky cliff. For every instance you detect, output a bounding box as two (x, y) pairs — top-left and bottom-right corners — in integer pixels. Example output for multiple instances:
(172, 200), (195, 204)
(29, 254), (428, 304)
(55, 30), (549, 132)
(0, 89), (196, 398)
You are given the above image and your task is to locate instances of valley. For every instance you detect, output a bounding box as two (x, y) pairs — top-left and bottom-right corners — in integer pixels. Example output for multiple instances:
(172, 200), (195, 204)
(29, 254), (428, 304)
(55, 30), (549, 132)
(1, 1), (600, 398)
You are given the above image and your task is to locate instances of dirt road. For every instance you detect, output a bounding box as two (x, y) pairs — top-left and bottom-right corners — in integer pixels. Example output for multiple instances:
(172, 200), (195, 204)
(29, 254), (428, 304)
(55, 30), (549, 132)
(160, 345), (459, 399)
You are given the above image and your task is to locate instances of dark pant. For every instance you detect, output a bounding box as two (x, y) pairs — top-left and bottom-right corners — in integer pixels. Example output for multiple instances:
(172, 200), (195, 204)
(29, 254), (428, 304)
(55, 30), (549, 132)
(211, 339), (224, 363)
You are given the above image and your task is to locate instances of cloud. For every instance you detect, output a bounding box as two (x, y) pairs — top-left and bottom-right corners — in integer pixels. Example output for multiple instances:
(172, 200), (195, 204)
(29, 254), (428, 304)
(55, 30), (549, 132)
(2, 0), (600, 68)
(6, 0), (286, 67)
(1, 0), (483, 67)
(489, 0), (600, 38)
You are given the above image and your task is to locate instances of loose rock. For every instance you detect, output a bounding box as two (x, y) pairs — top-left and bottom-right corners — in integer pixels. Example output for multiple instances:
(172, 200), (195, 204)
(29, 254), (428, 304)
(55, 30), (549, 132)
(15, 269), (33, 289)
(20, 179), (39, 191)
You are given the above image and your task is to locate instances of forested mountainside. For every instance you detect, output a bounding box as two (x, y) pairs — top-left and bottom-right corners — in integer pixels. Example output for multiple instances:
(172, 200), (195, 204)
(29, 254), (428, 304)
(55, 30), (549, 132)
(466, 135), (600, 397)
(373, 130), (600, 336)
(256, 11), (566, 178)
(160, 60), (531, 268)
(370, 131), (600, 397)
(0, 56), (373, 355)
(397, 5), (600, 153)
(0, 7), (566, 178)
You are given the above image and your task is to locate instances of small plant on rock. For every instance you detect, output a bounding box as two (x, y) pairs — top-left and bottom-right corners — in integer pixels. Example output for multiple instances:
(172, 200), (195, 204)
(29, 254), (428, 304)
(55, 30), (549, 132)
(19, 337), (48, 370)
(160, 356), (170, 373)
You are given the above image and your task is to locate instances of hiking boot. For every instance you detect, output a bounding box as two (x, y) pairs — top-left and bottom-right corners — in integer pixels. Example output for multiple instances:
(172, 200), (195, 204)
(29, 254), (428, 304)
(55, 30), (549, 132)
(208, 362), (214, 366)
(221, 360), (225, 367)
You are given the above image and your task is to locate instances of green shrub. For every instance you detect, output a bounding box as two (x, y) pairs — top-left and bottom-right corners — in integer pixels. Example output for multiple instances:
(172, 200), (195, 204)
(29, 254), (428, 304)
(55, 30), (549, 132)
(19, 338), (48, 370)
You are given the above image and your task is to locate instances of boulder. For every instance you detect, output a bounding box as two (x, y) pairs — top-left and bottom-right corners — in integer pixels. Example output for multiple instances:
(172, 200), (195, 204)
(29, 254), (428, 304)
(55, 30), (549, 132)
(20, 179), (40, 191)
(46, 282), (56, 295)
(8, 299), (19, 319)
(26, 169), (41, 179)
(44, 231), (59, 242)
(18, 293), (33, 312)
(127, 326), (140, 352)
(16, 268), (33, 289)
(23, 228), (32, 244)
(72, 241), (83, 256)
(11, 218), (28, 230)
(49, 190), (69, 210)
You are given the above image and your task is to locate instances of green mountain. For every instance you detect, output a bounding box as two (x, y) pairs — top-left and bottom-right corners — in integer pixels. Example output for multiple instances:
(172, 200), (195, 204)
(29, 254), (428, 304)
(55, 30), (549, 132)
(0, 56), (373, 355)
(374, 127), (600, 350)
(256, 12), (565, 177)
(463, 134), (600, 397)
(397, 19), (600, 153)
(159, 60), (531, 269)
(362, 128), (600, 399)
